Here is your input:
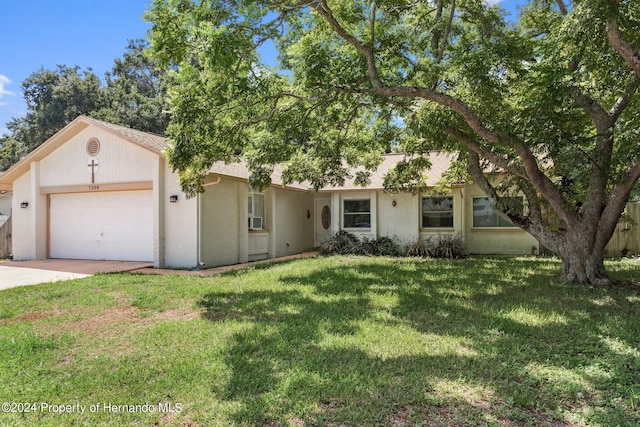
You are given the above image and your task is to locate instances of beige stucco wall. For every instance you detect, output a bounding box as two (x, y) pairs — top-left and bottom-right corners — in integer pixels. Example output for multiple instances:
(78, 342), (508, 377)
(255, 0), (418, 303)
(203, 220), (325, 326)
(378, 191), (420, 242)
(273, 187), (315, 257)
(162, 164), (198, 268)
(324, 185), (538, 255)
(39, 127), (158, 185)
(463, 183), (539, 255)
(7, 122), (542, 266)
(200, 179), (243, 267)
(10, 125), (182, 266)
(200, 181), (314, 267)
(11, 173), (32, 260)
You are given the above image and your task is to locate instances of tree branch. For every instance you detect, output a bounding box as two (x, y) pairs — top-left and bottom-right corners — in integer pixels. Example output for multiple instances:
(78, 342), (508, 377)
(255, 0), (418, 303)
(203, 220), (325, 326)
(595, 156), (640, 250)
(555, 0), (568, 16)
(311, 1), (509, 146)
(467, 151), (529, 229)
(606, 14), (640, 78)
(467, 151), (499, 200)
(513, 143), (577, 227)
(444, 127), (526, 179)
(311, 2), (575, 227)
(229, 90), (327, 131)
(572, 91), (609, 125)
(314, 1), (383, 89)
(609, 77), (639, 121)
(431, 0), (444, 53)
(435, 0), (455, 65)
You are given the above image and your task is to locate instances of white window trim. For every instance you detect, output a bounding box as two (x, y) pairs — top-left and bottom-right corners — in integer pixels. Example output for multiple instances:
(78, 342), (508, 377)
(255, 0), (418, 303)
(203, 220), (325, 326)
(248, 193), (265, 230)
(342, 198), (372, 230)
(471, 196), (521, 229)
(421, 195), (455, 229)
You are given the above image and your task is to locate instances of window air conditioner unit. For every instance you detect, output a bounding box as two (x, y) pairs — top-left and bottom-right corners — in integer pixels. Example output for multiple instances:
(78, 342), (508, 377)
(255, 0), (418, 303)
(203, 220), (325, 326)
(251, 217), (263, 229)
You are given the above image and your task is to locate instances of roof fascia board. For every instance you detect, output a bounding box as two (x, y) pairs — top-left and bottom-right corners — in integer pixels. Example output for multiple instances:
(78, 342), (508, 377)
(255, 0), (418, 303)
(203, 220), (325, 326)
(206, 172), (312, 192)
(0, 117), (91, 187)
(86, 118), (165, 156)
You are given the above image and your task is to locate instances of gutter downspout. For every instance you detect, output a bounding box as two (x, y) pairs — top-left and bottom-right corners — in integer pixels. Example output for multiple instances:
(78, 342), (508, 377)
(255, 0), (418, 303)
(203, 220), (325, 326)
(196, 192), (202, 270)
(460, 186), (465, 239)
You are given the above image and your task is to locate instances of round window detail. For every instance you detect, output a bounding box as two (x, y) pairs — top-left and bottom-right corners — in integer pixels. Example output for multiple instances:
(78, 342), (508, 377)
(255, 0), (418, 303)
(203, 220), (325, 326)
(321, 205), (331, 230)
(86, 138), (101, 156)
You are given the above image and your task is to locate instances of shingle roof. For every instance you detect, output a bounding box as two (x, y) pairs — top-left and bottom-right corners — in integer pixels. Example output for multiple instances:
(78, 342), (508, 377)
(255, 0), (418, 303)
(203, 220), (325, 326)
(207, 161), (310, 190)
(317, 152), (455, 191)
(208, 152), (455, 191)
(80, 116), (168, 154)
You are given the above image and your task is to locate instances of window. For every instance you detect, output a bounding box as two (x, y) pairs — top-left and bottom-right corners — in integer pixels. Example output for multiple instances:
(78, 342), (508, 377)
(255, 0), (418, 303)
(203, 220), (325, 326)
(321, 205), (331, 230)
(248, 193), (265, 229)
(472, 197), (522, 228)
(343, 199), (371, 229)
(422, 196), (454, 228)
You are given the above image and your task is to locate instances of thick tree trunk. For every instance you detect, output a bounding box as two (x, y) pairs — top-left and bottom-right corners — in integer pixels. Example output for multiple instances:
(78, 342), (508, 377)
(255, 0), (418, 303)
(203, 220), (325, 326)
(560, 244), (611, 285)
(528, 218), (615, 285)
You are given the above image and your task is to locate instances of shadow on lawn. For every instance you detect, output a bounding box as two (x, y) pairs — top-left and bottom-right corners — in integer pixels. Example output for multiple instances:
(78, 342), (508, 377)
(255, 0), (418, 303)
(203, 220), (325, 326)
(198, 257), (640, 426)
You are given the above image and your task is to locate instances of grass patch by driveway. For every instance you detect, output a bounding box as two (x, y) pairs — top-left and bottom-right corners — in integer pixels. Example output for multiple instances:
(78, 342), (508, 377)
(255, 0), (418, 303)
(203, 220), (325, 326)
(0, 256), (639, 426)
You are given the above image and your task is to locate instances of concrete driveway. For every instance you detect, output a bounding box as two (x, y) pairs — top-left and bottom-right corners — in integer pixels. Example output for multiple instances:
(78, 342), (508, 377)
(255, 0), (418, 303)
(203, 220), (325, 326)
(0, 260), (153, 290)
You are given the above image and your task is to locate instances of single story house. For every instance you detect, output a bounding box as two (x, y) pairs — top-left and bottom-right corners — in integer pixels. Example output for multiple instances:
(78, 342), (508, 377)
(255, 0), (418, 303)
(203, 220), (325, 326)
(0, 116), (538, 268)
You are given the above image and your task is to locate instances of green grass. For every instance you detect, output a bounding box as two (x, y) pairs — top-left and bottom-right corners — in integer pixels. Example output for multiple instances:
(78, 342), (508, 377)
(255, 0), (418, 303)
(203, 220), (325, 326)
(0, 256), (639, 426)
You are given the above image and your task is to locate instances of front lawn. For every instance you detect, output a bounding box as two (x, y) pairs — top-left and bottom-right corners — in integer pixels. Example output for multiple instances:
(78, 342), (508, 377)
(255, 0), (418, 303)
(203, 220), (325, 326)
(0, 256), (639, 426)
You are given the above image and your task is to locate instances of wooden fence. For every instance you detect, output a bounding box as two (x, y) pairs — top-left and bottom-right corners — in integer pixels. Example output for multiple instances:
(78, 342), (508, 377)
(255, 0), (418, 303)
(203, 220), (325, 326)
(0, 214), (11, 259)
(605, 203), (640, 258)
(539, 202), (639, 258)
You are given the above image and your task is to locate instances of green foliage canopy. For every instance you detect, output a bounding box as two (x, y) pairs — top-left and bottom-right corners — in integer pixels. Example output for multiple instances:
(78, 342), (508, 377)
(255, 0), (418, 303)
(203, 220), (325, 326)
(0, 40), (172, 171)
(137, 1), (640, 282)
(147, 0), (638, 197)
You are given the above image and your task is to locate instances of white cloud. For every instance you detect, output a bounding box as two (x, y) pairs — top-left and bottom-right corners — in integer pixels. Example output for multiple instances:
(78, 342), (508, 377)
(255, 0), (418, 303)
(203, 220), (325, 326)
(0, 75), (16, 101)
(483, 0), (503, 5)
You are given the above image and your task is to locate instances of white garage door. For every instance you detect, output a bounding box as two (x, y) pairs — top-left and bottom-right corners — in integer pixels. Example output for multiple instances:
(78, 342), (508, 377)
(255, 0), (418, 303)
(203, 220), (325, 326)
(50, 191), (153, 261)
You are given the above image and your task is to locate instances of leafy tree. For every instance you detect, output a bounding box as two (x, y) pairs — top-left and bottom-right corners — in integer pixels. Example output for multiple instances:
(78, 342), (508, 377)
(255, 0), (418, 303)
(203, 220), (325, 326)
(147, 0), (638, 285)
(0, 135), (25, 172)
(0, 40), (171, 170)
(92, 39), (172, 134)
(3, 65), (104, 155)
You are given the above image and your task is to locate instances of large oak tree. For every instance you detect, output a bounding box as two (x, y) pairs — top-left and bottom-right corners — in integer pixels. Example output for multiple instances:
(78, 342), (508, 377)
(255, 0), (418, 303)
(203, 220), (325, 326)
(0, 40), (172, 171)
(147, 0), (640, 285)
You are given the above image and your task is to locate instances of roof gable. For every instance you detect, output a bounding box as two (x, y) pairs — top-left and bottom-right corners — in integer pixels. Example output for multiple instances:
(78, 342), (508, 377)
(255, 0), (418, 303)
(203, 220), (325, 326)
(0, 116), (167, 190)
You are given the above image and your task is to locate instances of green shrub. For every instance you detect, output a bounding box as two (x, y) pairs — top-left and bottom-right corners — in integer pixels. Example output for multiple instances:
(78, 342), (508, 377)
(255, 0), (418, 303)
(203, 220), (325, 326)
(321, 232), (401, 256)
(403, 234), (467, 259)
(425, 233), (468, 259)
(320, 231), (361, 255)
(322, 231), (466, 259)
(361, 236), (402, 257)
(402, 239), (430, 257)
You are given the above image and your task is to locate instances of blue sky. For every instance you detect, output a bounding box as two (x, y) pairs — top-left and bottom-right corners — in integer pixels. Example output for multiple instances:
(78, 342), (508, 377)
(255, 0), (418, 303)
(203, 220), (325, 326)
(0, 0), (523, 137)
(0, 0), (151, 135)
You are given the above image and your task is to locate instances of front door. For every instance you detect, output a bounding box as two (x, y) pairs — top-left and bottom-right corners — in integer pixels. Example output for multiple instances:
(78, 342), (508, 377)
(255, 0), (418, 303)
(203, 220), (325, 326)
(315, 199), (333, 247)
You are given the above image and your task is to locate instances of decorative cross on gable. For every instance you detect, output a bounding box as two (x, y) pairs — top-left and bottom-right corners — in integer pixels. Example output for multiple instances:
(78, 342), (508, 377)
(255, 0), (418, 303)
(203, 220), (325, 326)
(87, 157), (100, 184)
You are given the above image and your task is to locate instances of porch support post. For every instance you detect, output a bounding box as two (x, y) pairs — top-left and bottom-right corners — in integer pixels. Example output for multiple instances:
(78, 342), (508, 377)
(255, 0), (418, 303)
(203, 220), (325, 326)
(238, 184), (249, 263)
